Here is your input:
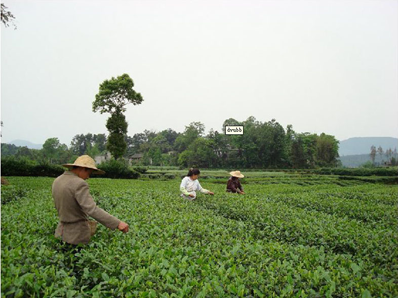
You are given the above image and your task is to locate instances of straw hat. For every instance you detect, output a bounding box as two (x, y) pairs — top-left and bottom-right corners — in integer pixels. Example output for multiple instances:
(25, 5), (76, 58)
(229, 170), (244, 178)
(63, 155), (105, 174)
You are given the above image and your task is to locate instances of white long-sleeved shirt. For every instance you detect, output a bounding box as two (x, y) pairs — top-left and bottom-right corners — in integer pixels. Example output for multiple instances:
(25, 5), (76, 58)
(180, 176), (210, 199)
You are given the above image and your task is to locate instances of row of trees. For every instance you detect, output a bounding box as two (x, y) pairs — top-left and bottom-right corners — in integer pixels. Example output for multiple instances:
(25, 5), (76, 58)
(370, 146), (397, 166)
(2, 117), (340, 169)
(131, 117), (340, 169)
(1, 134), (107, 165)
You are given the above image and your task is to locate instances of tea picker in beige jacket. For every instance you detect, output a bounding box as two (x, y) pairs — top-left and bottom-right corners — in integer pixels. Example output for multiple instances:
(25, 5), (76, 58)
(52, 155), (129, 245)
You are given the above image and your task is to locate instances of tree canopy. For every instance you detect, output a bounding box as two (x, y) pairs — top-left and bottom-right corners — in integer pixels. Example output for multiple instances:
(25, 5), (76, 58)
(92, 74), (143, 114)
(1, 117), (345, 169)
(93, 74), (143, 160)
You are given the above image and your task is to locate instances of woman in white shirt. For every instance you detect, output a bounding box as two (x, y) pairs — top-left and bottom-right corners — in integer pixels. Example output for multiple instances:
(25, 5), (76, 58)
(180, 168), (214, 200)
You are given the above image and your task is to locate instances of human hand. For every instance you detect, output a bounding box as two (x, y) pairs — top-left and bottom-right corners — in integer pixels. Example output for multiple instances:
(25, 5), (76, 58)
(208, 191), (214, 195)
(189, 193), (195, 198)
(239, 191), (245, 195)
(118, 221), (129, 233)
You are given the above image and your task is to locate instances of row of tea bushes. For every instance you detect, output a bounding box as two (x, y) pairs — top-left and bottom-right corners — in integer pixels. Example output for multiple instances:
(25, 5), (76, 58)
(1, 177), (397, 297)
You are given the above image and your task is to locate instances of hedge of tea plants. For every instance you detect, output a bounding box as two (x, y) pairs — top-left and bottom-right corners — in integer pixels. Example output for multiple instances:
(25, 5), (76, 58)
(1, 176), (397, 297)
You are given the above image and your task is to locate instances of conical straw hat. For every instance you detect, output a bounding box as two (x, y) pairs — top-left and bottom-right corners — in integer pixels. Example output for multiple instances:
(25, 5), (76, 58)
(229, 170), (244, 178)
(63, 155), (105, 174)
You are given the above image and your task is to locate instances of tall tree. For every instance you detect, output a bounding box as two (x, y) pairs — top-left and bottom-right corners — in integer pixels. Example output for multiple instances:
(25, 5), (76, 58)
(174, 122), (205, 152)
(105, 113), (128, 160)
(284, 124), (296, 166)
(1, 143), (18, 156)
(290, 133), (317, 168)
(178, 138), (219, 168)
(316, 133), (339, 167)
(41, 138), (69, 164)
(386, 148), (392, 161)
(70, 134), (88, 155)
(370, 145), (377, 165)
(93, 134), (107, 152)
(15, 146), (34, 160)
(127, 133), (147, 156)
(222, 117), (245, 167)
(377, 146), (384, 163)
(93, 74), (143, 160)
(207, 129), (229, 167)
(259, 119), (286, 168)
(290, 137), (307, 169)
(70, 133), (106, 156)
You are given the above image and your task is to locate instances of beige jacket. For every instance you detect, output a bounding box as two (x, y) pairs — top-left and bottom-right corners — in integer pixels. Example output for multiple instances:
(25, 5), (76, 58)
(52, 171), (120, 245)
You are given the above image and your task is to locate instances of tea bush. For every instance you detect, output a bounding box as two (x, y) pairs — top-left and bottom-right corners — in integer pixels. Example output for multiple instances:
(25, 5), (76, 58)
(1, 176), (397, 297)
(97, 160), (140, 179)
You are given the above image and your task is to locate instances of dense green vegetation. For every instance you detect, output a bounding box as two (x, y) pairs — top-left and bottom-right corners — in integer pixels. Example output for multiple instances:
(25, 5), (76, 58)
(1, 116), (341, 170)
(2, 174), (397, 297)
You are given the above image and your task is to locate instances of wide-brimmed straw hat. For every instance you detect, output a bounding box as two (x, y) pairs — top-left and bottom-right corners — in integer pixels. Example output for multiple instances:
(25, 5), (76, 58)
(229, 170), (244, 178)
(62, 155), (105, 174)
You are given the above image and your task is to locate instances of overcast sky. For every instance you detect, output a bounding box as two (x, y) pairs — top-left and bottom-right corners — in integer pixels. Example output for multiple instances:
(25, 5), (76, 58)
(1, 0), (397, 146)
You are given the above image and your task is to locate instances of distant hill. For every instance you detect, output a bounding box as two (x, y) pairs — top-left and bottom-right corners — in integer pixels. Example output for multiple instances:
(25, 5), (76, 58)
(7, 139), (43, 150)
(339, 137), (398, 156)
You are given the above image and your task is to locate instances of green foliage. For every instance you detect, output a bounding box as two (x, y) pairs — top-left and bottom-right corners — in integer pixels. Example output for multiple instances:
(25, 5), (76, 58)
(1, 157), (35, 176)
(92, 73), (143, 115)
(1, 143), (19, 156)
(106, 113), (128, 135)
(32, 164), (66, 177)
(144, 147), (162, 166)
(41, 137), (71, 164)
(1, 157), (65, 177)
(1, 185), (28, 204)
(290, 133), (318, 168)
(42, 138), (62, 162)
(15, 146), (35, 160)
(1, 176), (397, 297)
(174, 122), (205, 152)
(315, 167), (398, 177)
(93, 74), (143, 160)
(360, 161), (376, 168)
(105, 113), (128, 159)
(2, 117), (342, 169)
(132, 167), (148, 174)
(316, 133), (340, 167)
(70, 133), (107, 155)
(107, 133), (127, 160)
(85, 144), (101, 159)
(97, 159), (140, 179)
(178, 138), (219, 168)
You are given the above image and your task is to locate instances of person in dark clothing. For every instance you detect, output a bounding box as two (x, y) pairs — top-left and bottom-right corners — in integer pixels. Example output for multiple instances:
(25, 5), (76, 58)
(226, 171), (245, 194)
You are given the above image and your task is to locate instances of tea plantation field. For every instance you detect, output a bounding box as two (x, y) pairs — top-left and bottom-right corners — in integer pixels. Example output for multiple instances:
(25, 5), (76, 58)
(1, 174), (398, 297)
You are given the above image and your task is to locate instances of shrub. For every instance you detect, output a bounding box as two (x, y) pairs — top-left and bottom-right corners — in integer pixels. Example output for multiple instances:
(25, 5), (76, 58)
(314, 167), (398, 177)
(1, 157), (35, 176)
(360, 161), (375, 169)
(1, 157), (65, 177)
(164, 174), (176, 179)
(1, 185), (28, 204)
(132, 166), (148, 174)
(97, 159), (140, 179)
(147, 174), (162, 179)
(32, 164), (65, 177)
